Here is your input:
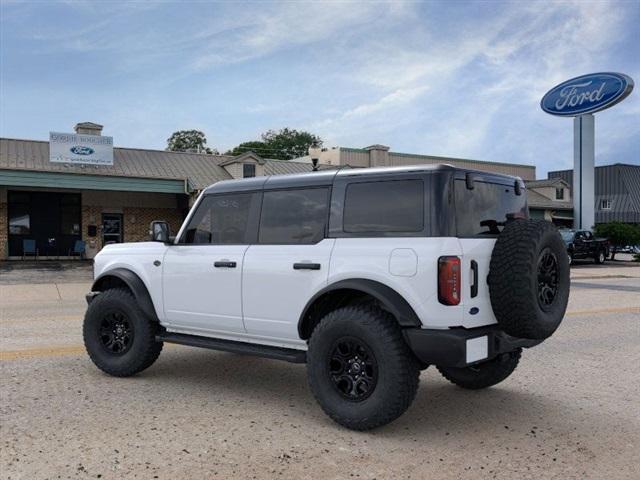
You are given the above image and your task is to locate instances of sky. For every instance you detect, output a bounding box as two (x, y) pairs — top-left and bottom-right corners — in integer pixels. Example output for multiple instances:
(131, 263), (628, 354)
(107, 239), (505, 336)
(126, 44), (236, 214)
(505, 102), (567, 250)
(0, 0), (638, 178)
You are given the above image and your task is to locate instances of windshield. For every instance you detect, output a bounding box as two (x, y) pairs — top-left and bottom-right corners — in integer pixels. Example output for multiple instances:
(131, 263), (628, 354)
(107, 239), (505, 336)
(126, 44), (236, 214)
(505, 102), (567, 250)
(559, 230), (574, 242)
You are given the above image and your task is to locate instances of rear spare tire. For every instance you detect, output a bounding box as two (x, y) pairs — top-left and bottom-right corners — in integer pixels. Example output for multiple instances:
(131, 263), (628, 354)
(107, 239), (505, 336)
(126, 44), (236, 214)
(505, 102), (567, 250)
(488, 219), (569, 340)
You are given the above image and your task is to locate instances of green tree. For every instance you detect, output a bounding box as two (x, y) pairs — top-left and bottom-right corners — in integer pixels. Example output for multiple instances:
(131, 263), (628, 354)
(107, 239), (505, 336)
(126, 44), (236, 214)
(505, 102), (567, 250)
(167, 130), (217, 154)
(226, 128), (322, 160)
(593, 222), (640, 260)
(225, 141), (268, 157)
(261, 128), (322, 160)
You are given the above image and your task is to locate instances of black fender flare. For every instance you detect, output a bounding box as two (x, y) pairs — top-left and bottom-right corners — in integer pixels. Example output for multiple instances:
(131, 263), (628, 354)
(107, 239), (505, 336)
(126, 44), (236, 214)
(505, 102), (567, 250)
(298, 279), (422, 338)
(92, 268), (159, 321)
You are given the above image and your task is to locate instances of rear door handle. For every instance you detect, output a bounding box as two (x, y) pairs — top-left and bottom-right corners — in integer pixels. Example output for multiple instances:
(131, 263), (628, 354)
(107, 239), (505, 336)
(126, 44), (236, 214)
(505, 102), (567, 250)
(293, 262), (321, 270)
(470, 260), (478, 298)
(214, 260), (237, 268)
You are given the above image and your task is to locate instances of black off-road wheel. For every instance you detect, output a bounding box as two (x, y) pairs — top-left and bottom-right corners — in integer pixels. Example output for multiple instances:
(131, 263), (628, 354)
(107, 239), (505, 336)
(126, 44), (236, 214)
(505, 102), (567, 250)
(437, 349), (521, 390)
(307, 306), (420, 431)
(489, 220), (570, 340)
(594, 250), (606, 264)
(83, 288), (163, 377)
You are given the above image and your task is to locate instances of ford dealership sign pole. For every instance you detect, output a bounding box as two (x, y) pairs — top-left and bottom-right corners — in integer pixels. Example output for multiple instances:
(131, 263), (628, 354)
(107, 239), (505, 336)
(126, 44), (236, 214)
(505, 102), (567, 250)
(541, 72), (633, 230)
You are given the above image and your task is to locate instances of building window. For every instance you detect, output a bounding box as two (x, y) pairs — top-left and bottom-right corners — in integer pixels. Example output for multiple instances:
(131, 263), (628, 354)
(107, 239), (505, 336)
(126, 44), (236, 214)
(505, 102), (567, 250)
(8, 192), (31, 234)
(555, 188), (564, 200)
(243, 163), (256, 178)
(600, 199), (612, 210)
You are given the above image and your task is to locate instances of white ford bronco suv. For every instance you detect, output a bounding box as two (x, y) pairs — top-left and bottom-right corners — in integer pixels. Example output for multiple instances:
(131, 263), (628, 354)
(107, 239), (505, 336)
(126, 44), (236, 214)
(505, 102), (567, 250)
(84, 165), (570, 430)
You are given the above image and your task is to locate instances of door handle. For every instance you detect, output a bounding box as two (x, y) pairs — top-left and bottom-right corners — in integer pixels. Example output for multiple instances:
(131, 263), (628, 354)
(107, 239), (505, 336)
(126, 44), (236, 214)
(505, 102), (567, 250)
(214, 260), (237, 268)
(470, 260), (478, 298)
(293, 262), (321, 270)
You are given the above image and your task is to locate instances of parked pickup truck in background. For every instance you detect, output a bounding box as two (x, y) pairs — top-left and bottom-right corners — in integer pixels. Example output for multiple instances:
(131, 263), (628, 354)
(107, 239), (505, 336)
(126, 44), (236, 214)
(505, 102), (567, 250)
(560, 230), (610, 265)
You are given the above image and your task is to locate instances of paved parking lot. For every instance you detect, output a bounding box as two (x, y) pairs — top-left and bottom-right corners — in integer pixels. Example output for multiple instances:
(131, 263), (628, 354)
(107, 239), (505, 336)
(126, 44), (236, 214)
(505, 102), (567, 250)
(1, 261), (639, 479)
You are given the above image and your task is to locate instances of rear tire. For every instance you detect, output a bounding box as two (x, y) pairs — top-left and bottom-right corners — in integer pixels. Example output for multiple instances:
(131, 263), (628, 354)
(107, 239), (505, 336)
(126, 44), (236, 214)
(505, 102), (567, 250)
(437, 349), (521, 390)
(595, 250), (606, 264)
(83, 288), (163, 377)
(307, 306), (419, 431)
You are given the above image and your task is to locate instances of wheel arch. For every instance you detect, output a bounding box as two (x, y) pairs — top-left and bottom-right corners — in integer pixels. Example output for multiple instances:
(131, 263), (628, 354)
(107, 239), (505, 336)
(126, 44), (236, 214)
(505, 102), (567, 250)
(298, 279), (422, 340)
(92, 268), (159, 321)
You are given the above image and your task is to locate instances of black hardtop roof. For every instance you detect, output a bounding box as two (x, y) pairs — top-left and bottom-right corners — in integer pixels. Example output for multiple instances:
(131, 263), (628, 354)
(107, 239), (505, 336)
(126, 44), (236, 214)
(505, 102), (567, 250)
(203, 164), (520, 195)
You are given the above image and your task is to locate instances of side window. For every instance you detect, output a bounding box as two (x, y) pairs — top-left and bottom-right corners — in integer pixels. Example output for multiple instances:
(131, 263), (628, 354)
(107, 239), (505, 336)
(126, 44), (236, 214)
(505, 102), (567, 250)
(181, 193), (257, 245)
(259, 188), (329, 244)
(343, 180), (424, 233)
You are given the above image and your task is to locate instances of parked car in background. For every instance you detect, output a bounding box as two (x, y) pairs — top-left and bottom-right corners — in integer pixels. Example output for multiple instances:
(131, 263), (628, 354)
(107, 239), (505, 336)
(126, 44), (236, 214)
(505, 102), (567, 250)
(559, 229), (609, 265)
(618, 245), (640, 254)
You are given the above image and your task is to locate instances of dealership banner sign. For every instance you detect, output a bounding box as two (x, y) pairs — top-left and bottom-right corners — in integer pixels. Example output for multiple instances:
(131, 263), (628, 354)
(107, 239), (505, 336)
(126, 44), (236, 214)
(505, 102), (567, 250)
(49, 132), (114, 165)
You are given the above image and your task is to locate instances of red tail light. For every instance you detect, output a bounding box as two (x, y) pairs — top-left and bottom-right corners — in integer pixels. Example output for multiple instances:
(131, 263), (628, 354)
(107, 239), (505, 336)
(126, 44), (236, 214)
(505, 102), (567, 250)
(438, 256), (461, 305)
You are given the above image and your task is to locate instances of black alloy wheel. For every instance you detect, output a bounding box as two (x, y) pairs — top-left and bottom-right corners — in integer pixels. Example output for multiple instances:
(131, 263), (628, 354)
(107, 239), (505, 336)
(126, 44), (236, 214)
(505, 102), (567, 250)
(537, 248), (559, 309)
(99, 311), (134, 355)
(328, 337), (378, 401)
(84, 288), (163, 377)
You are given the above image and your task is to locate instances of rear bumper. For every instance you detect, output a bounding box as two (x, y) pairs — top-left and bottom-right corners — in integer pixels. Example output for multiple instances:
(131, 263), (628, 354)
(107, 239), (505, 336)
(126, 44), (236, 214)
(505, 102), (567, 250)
(403, 325), (542, 368)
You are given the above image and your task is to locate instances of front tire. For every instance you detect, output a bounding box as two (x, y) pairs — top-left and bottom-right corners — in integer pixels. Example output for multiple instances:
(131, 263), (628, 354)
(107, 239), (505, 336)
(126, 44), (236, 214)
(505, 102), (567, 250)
(83, 288), (163, 377)
(307, 306), (419, 430)
(437, 349), (521, 390)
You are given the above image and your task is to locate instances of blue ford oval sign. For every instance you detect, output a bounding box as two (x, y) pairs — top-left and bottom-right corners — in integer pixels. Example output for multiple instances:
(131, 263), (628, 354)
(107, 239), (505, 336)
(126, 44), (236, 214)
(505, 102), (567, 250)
(70, 145), (95, 155)
(541, 72), (633, 116)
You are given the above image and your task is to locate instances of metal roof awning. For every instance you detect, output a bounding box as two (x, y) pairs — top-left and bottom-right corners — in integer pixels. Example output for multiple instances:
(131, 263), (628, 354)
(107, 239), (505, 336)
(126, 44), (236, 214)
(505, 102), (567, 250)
(0, 169), (187, 194)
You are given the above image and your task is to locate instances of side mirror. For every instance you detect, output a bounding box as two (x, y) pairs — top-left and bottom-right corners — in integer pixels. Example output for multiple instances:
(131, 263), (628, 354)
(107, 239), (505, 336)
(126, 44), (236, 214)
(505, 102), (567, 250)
(149, 221), (170, 243)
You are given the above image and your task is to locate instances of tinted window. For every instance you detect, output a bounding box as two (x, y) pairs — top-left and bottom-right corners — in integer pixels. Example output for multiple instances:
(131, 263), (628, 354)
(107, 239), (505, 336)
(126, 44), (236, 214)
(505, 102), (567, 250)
(343, 180), (424, 233)
(259, 188), (329, 244)
(455, 180), (528, 236)
(8, 192), (31, 235)
(181, 193), (257, 244)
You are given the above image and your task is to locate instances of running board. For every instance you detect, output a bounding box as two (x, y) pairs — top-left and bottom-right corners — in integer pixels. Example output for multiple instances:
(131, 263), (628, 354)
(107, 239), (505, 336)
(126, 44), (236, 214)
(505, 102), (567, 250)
(156, 332), (307, 364)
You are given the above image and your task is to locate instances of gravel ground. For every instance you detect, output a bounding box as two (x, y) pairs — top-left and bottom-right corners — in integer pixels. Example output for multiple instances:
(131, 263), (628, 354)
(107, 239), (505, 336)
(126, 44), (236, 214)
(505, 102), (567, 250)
(0, 262), (638, 479)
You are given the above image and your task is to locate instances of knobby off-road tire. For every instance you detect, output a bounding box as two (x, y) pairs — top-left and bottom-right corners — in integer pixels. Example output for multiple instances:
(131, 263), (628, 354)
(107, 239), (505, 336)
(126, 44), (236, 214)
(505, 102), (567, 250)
(83, 288), (163, 377)
(307, 306), (420, 431)
(437, 349), (521, 390)
(488, 219), (570, 340)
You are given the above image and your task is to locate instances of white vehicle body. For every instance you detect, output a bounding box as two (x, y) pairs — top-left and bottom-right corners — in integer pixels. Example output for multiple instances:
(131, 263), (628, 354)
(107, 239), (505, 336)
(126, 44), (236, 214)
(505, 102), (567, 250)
(93, 165), (518, 352)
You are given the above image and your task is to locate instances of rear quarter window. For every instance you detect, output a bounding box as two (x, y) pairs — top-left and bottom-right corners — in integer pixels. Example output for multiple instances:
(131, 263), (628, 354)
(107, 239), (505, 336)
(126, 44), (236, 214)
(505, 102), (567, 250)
(343, 179), (424, 234)
(455, 180), (528, 236)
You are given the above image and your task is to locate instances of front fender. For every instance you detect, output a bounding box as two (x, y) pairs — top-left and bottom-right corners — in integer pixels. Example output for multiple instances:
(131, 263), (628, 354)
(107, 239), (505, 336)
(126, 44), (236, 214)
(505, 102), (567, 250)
(91, 268), (159, 321)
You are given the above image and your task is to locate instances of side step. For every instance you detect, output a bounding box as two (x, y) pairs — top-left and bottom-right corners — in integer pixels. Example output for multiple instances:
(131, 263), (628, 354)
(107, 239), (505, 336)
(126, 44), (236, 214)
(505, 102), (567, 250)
(156, 332), (307, 364)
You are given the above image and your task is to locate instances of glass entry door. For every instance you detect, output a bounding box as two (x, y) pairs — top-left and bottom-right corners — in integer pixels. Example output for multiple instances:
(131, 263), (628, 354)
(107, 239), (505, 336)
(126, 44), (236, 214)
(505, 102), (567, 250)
(102, 213), (123, 245)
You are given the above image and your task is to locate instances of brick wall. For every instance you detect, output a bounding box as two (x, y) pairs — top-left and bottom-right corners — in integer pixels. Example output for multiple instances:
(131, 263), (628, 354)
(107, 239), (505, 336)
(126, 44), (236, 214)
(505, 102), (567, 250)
(122, 207), (185, 243)
(82, 205), (185, 258)
(0, 200), (7, 261)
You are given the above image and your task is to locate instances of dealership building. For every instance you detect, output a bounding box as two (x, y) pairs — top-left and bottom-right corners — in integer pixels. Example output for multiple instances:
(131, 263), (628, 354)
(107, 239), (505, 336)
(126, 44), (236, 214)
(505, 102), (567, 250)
(2, 122), (540, 261)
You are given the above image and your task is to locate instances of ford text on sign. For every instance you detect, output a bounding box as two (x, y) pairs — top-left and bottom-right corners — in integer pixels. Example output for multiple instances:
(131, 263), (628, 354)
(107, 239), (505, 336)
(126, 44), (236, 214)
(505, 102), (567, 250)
(49, 132), (114, 166)
(541, 72), (634, 117)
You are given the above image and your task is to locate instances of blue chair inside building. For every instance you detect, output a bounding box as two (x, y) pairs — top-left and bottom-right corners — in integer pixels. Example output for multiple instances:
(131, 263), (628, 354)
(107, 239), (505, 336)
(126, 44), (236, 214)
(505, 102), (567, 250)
(69, 240), (86, 260)
(22, 239), (39, 261)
